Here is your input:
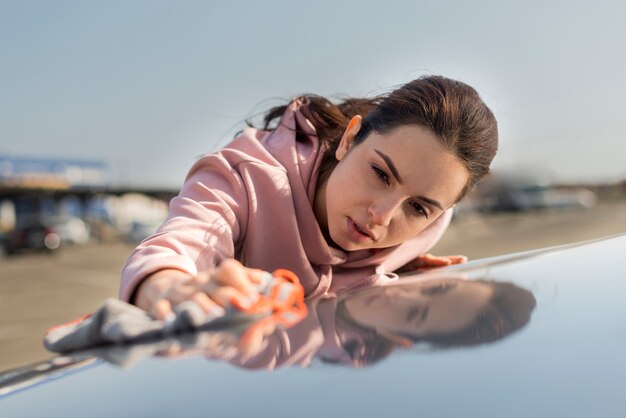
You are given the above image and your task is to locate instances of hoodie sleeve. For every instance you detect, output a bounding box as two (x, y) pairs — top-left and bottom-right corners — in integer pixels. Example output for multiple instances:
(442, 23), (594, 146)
(119, 152), (249, 302)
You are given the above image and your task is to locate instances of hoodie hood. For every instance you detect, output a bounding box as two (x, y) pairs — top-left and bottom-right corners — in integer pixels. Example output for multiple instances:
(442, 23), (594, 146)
(260, 98), (452, 294)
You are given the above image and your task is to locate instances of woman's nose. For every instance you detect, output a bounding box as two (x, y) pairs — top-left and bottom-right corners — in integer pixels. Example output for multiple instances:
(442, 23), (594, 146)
(368, 198), (400, 227)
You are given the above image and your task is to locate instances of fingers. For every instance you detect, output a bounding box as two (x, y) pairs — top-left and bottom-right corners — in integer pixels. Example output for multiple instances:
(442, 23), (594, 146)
(409, 254), (469, 271)
(197, 259), (264, 310)
(151, 299), (175, 321)
(446, 255), (468, 264)
(162, 283), (229, 316)
(134, 270), (186, 312)
(207, 285), (258, 310)
(422, 253), (453, 266)
(151, 287), (229, 321)
(238, 318), (277, 361)
(189, 291), (227, 317)
(142, 260), (266, 321)
(210, 259), (263, 296)
(410, 254), (450, 269)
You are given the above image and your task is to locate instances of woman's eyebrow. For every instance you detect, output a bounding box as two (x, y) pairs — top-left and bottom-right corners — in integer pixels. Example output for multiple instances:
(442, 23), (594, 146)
(419, 196), (443, 211)
(374, 149), (443, 211)
(375, 149), (402, 183)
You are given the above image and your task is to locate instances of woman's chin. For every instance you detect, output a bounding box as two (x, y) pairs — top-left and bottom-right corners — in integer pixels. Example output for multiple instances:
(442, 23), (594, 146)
(329, 234), (368, 252)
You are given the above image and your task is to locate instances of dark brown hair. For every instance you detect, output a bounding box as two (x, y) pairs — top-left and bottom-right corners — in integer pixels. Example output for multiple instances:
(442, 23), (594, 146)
(260, 75), (498, 200)
(335, 280), (536, 366)
(413, 280), (537, 348)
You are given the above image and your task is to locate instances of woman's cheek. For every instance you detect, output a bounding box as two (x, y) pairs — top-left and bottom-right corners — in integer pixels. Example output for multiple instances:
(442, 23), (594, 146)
(393, 218), (425, 242)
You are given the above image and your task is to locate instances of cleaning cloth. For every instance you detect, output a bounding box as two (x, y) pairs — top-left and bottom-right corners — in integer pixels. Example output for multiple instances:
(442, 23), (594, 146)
(44, 269), (306, 353)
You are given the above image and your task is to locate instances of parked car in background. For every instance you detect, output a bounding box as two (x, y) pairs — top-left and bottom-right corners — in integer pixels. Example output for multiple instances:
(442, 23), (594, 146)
(126, 219), (164, 243)
(0, 231), (8, 258)
(480, 183), (597, 212)
(44, 216), (91, 245)
(4, 215), (91, 255)
(5, 218), (61, 255)
(473, 170), (597, 213)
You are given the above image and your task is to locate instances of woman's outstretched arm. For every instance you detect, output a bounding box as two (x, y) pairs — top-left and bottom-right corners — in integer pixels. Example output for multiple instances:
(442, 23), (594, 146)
(120, 148), (252, 311)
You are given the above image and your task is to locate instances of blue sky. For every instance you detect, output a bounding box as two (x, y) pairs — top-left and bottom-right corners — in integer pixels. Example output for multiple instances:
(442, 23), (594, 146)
(1, 0), (625, 188)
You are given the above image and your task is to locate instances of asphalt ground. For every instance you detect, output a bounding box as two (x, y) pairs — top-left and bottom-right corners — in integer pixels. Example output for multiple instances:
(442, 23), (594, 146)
(1, 200), (625, 372)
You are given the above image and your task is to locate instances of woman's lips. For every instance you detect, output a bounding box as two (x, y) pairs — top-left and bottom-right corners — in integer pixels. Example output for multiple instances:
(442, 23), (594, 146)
(347, 218), (375, 243)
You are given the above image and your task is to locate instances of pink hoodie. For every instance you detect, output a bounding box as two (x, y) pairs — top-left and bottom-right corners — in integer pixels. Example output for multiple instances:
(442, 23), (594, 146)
(119, 99), (452, 302)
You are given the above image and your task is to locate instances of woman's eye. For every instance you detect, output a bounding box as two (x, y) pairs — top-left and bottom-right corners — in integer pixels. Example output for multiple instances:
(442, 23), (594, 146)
(422, 282), (456, 295)
(371, 165), (390, 185)
(410, 201), (429, 218)
(406, 306), (421, 322)
(406, 305), (429, 322)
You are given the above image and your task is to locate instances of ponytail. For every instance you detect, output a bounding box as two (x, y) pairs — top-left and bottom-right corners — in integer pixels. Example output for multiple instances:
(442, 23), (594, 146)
(258, 95), (381, 169)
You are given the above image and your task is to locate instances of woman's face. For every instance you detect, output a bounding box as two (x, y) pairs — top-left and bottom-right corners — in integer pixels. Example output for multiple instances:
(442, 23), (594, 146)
(315, 119), (469, 251)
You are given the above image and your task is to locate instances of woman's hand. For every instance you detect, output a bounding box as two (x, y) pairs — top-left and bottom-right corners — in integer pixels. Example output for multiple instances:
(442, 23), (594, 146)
(133, 259), (264, 320)
(397, 253), (468, 273)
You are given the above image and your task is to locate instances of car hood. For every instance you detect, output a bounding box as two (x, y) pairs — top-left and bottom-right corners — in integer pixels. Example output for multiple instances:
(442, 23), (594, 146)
(2, 233), (626, 417)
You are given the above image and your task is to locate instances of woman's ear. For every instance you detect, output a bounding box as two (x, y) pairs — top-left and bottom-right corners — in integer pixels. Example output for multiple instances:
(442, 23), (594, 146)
(335, 115), (362, 161)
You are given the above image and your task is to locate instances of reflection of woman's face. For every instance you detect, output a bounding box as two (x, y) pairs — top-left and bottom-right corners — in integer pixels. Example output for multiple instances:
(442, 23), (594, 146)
(343, 279), (494, 337)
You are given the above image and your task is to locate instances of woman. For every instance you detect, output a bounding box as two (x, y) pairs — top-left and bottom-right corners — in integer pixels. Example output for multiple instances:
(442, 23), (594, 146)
(121, 75), (498, 320)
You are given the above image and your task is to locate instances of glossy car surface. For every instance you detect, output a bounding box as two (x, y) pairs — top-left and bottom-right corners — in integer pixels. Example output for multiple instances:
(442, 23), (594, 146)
(1, 233), (626, 417)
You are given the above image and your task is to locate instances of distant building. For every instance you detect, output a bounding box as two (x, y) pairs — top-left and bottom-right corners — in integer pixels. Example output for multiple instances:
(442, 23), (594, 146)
(0, 155), (111, 230)
(0, 155), (109, 190)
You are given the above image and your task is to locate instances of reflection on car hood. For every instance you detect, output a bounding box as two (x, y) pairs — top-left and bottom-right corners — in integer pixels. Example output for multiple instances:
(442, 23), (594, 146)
(2, 233), (626, 417)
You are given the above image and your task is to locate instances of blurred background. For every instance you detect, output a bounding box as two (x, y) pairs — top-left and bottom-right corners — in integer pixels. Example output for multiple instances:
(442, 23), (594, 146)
(1, 0), (625, 371)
